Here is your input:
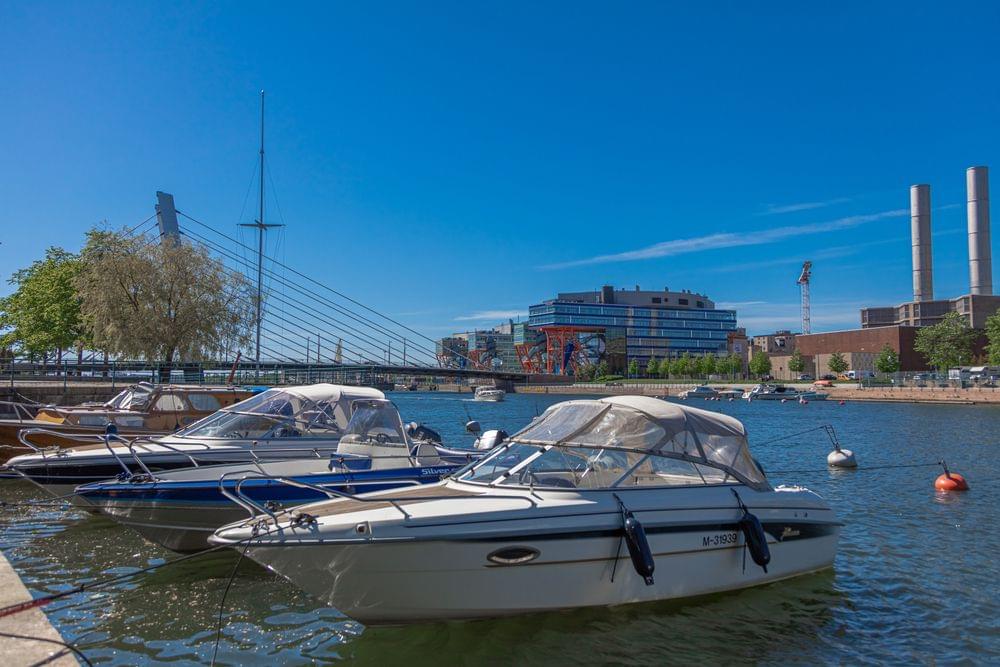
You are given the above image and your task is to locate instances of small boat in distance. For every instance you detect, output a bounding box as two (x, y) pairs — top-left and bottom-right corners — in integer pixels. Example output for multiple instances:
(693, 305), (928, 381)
(742, 384), (828, 401)
(678, 385), (719, 400)
(474, 385), (505, 402)
(0, 382), (254, 462)
(212, 396), (841, 624)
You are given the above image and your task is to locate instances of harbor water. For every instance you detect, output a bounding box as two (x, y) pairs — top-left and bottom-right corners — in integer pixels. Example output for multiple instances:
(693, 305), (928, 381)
(1, 393), (998, 665)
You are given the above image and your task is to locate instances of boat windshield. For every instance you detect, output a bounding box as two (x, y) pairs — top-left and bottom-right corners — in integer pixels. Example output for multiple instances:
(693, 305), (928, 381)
(173, 388), (345, 440)
(457, 400), (767, 490)
(104, 383), (154, 410)
(337, 399), (408, 448)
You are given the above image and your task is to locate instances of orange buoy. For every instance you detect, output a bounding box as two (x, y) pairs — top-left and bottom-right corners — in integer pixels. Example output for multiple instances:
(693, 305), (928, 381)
(935, 472), (969, 491)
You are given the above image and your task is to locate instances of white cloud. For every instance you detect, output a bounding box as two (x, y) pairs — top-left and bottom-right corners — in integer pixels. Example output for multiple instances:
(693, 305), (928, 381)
(454, 309), (527, 321)
(539, 208), (907, 270)
(757, 197), (852, 216)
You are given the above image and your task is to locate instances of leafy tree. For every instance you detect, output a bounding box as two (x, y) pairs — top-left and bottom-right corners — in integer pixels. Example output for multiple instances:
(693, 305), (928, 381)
(702, 353), (717, 377)
(827, 351), (849, 375)
(913, 311), (978, 371)
(646, 357), (659, 377)
(627, 359), (639, 378)
(986, 309), (1000, 365)
(874, 344), (900, 374)
(76, 229), (253, 363)
(596, 359), (609, 379)
(0, 247), (84, 362)
(748, 350), (771, 378)
(575, 363), (595, 381)
(658, 358), (671, 379)
(674, 351), (692, 378)
(788, 349), (805, 374)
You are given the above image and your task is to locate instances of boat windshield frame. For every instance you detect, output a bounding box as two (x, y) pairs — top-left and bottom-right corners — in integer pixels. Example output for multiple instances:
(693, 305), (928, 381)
(171, 388), (348, 440)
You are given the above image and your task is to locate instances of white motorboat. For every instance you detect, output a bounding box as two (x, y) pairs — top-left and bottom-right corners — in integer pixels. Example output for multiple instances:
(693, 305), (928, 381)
(678, 385), (719, 400)
(5, 384), (384, 499)
(742, 384), (828, 401)
(212, 396), (841, 624)
(75, 398), (486, 552)
(473, 385), (505, 402)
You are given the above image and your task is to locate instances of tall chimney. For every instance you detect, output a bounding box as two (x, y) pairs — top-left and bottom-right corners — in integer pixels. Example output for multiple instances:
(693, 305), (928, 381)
(967, 166), (993, 295)
(910, 184), (933, 301)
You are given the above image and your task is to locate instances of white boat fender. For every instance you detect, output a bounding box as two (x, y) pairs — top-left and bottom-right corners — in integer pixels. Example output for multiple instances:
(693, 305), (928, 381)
(732, 489), (770, 573)
(612, 494), (654, 585)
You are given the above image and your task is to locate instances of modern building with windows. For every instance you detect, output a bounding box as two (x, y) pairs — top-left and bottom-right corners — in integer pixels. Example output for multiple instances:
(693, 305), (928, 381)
(523, 285), (737, 374)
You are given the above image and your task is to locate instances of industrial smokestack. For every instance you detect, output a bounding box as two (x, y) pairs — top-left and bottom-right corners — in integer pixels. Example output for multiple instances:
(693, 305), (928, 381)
(910, 184), (933, 301)
(967, 166), (993, 295)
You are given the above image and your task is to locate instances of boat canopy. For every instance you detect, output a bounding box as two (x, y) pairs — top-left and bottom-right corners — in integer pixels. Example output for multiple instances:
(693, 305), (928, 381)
(466, 396), (766, 490)
(175, 384), (384, 440)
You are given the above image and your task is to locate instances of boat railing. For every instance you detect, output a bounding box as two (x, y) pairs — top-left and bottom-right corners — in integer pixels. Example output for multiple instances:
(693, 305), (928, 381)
(221, 471), (538, 523)
(13, 427), (110, 455)
(217, 471), (426, 520)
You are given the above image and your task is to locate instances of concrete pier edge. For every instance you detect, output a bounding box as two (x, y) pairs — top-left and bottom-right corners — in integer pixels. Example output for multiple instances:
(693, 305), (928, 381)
(0, 550), (79, 666)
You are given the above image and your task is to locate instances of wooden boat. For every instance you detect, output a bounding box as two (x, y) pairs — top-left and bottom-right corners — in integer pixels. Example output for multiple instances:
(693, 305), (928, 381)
(0, 382), (255, 462)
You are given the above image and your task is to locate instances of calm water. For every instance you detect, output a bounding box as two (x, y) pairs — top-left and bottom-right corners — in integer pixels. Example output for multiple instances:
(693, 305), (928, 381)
(2, 392), (999, 665)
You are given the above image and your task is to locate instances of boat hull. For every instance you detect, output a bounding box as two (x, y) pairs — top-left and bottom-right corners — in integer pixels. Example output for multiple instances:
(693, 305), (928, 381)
(78, 466), (460, 553)
(245, 520), (838, 624)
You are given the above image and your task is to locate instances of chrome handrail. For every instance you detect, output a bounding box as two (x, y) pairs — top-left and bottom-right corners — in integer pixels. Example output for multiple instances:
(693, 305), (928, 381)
(16, 427), (109, 455)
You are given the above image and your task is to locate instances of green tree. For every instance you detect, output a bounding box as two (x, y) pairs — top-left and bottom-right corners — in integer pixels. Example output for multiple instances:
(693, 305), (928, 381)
(675, 351), (693, 377)
(77, 228), (253, 363)
(874, 344), (900, 374)
(646, 357), (659, 377)
(788, 349), (805, 374)
(596, 359), (609, 379)
(575, 363), (595, 381)
(0, 247), (84, 362)
(658, 358), (672, 379)
(827, 351), (849, 375)
(986, 309), (1000, 365)
(702, 353), (717, 377)
(748, 350), (771, 378)
(913, 311), (978, 371)
(627, 359), (639, 378)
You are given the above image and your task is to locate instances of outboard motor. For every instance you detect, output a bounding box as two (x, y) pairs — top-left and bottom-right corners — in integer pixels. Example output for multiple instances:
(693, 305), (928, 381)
(475, 429), (508, 451)
(732, 489), (770, 572)
(406, 422), (442, 444)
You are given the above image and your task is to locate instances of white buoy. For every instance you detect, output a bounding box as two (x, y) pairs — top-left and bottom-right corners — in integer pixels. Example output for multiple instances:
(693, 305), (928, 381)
(827, 447), (858, 468)
(781, 398), (788, 403)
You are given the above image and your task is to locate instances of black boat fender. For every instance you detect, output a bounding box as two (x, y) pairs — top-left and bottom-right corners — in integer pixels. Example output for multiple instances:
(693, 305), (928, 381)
(613, 494), (655, 585)
(732, 489), (770, 572)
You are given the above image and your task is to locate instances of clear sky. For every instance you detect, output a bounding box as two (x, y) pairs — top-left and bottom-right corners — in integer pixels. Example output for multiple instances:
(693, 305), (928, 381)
(1, 1), (998, 339)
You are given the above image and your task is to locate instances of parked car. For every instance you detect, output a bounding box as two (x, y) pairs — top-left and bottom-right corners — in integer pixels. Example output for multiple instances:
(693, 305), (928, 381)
(821, 374), (837, 381)
(796, 374), (814, 381)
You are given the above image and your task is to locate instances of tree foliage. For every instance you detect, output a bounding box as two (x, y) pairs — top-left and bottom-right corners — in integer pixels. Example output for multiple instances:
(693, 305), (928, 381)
(986, 309), (1000, 365)
(913, 312), (977, 372)
(627, 359), (639, 378)
(0, 247), (84, 359)
(76, 229), (253, 363)
(874, 344), (900, 374)
(575, 363), (595, 381)
(827, 351), (849, 374)
(788, 349), (805, 373)
(748, 350), (771, 378)
(646, 357), (659, 377)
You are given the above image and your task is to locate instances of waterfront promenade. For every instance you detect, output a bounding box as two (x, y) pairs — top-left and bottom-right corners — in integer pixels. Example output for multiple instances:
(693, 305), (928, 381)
(0, 552), (77, 666)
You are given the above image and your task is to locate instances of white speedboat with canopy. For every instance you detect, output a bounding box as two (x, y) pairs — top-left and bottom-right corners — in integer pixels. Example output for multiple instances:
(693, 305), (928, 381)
(6, 384), (384, 498)
(212, 396), (842, 624)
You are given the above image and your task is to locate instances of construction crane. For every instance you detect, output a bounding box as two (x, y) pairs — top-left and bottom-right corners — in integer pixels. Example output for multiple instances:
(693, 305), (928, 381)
(797, 261), (812, 334)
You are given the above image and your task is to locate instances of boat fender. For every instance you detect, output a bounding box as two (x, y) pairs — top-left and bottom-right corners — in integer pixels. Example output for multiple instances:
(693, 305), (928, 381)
(623, 511), (655, 585)
(732, 489), (770, 573)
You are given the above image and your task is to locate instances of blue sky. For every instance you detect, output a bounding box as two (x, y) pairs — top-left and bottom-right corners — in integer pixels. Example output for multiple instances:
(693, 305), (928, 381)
(1, 1), (998, 339)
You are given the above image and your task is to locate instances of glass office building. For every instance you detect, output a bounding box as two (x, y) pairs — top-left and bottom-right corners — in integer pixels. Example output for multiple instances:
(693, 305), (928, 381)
(527, 285), (737, 371)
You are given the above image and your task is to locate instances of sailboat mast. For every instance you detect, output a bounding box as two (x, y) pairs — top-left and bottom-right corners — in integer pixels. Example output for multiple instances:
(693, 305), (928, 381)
(254, 90), (265, 378)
